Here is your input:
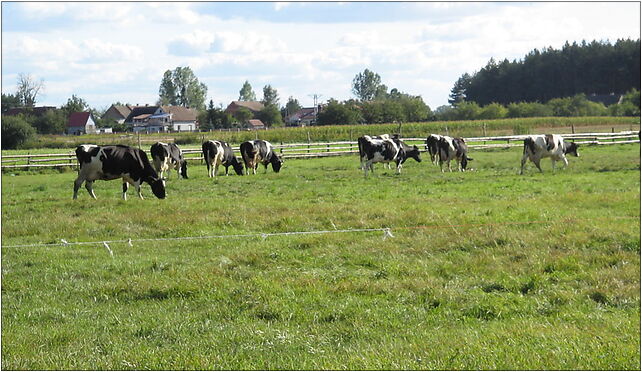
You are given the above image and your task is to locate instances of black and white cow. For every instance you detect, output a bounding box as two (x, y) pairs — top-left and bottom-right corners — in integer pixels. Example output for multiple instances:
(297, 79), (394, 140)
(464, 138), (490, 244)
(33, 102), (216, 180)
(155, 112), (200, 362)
(150, 142), (188, 179)
(357, 135), (421, 176)
(438, 136), (473, 172)
(202, 140), (244, 177)
(520, 134), (579, 174)
(425, 134), (443, 165)
(239, 140), (283, 175)
(73, 144), (166, 200)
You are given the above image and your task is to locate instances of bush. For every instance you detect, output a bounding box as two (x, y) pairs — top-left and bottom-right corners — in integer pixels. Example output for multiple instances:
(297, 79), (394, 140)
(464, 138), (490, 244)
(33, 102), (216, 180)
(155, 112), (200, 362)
(2, 115), (37, 149)
(479, 103), (508, 119)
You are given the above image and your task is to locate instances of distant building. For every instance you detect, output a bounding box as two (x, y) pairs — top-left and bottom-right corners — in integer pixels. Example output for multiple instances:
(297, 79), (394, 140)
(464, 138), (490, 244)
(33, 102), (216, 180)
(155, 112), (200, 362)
(286, 107), (318, 126)
(123, 105), (198, 133)
(224, 101), (265, 116)
(247, 119), (266, 130)
(67, 112), (97, 135)
(102, 104), (133, 124)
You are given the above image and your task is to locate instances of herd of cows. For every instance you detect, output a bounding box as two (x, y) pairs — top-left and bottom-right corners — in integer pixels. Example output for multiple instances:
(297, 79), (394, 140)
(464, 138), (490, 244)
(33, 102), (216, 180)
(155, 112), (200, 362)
(71, 133), (581, 200)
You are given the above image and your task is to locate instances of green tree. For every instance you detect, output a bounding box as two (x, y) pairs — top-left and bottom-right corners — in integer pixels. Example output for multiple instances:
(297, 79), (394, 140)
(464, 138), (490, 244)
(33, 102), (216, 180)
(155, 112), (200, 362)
(1, 115), (36, 149)
(61, 94), (89, 115)
(261, 85), (279, 107)
(234, 107), (254, 126)
(478, 103), (508, 119)
(2, 93), (21, 113)
(448, 73), (471, 105)
(352, 69), (383, 101)
(316, 99), (361, 125)
(282, 96), (302, 123)
(33, 109), (67, 134)
(16, 73), (44, 107)
(257, 104), (284, 128)
(454, 101), (482, 120)
(239, 80), (257, 101)
(158, 67), (208, 110)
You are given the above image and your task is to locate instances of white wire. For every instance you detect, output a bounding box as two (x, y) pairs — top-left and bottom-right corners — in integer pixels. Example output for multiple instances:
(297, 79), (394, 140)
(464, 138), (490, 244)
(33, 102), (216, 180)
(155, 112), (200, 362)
(1, 227), (390, 249)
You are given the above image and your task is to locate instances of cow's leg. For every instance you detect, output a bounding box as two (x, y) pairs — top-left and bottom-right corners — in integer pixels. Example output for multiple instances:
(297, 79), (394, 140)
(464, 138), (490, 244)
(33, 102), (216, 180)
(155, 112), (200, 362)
(364, 161), (371, 177)
(73, 177), (84, 199)
(213, 162), (219, 177)
(439, 160), (445, 173)
(561, 155), (569, 169)
(122, 182), (128, 200)
(551, 158), (557, 172)
(533, 158), (543, 173)
(134, 181), (144, 200)
(396, 160), (402, 174)
(84, 181), (97, 199)
(447, 160), (452, 172)
(224, 165), (229, 176)
(520, 153), (530, 174)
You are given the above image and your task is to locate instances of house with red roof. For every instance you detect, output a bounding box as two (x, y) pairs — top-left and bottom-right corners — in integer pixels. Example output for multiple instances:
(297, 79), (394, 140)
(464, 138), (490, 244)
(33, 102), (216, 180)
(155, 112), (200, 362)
(67, 112), (97, 135)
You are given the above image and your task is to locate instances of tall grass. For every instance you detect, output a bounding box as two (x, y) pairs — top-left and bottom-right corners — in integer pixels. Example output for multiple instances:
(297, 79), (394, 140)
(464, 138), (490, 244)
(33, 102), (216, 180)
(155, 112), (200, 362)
(21, 116), (640, 150)
(2, 143), (640, 369)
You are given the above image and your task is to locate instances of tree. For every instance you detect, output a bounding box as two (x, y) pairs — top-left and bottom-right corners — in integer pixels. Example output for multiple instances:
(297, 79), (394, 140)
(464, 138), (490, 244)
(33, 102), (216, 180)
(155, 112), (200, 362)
(2, 115), (36, 149)
(257, 105), (284, 128)
(282, 96), (302, 121)
(316, 99), (361, 125)
(352, 69), (383, 101)
(2, 93), (21, 113)
(33, 109), (67, 134)
(448, 73), (471, 105)
(261, 85), (279, 107)
(234, 107), (253, 126)
(61, 94), (89, 115)
(158, 67), (208, 110)
(16, 73), (44, 107)
(239, 80), (256, 101)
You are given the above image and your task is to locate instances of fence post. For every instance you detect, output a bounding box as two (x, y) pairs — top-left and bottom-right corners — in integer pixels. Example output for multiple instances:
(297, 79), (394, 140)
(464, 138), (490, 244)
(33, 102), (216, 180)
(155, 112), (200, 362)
(571, 124), (575, 134)
(137, 131), (141, 149)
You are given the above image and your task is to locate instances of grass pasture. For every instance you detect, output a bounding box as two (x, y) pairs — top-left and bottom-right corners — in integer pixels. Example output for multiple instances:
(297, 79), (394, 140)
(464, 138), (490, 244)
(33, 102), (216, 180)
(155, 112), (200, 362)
(1, 143), (640, 370)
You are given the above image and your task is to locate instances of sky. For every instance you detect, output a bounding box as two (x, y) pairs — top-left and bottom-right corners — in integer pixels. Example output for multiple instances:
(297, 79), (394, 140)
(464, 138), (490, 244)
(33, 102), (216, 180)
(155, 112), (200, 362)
(2, 1), (640, 111)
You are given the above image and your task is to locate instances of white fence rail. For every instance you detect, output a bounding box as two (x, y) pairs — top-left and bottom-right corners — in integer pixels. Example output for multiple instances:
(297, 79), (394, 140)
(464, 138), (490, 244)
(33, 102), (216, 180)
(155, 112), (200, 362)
(2, 131), (639, 170)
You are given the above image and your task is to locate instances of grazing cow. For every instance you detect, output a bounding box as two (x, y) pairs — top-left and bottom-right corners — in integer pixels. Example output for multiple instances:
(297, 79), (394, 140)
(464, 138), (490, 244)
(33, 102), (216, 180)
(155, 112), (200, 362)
(239, 140), (283, 175)
(520, 134), (579, 174)
(202, 140), (244, 177)
(150, 142), (188, 179)
(438, 136), (473, 172)
(358, 135), (421, 176)
(73, 144), (166, 200)
(425, 134), (443, 164)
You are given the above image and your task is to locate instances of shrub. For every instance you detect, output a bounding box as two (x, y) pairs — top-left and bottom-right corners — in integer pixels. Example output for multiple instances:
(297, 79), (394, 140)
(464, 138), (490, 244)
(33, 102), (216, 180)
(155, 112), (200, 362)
(1, 115), (37, 149)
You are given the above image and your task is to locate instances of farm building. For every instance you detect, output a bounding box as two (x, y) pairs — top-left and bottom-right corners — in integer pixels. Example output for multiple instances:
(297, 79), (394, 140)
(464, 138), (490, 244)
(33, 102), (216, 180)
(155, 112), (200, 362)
(247, 119), (266, 130)
(123, 105), (198, 133)
(224, 101), (265, 116)
(67, 112), (97, 135)
(286, 107), (318, 126)
(102, 104), (132, 124)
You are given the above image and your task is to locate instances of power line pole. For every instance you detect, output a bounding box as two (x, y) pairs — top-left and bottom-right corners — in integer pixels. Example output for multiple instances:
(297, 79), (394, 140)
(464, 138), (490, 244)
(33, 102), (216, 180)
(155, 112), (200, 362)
(308, 93), (323, 124)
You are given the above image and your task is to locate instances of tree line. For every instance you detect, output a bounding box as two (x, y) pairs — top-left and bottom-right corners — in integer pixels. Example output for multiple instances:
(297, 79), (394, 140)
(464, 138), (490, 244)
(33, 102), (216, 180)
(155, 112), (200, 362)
(450, 39), (640, 106)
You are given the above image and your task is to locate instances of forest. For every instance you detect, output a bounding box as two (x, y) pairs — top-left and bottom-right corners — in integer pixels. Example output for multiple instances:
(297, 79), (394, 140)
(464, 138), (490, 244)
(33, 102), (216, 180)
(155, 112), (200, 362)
(450, 39), (641, 106)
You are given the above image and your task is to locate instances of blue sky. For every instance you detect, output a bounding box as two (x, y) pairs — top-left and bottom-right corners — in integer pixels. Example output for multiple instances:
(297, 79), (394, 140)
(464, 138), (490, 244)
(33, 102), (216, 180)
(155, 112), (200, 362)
(2, 2), (640, 111)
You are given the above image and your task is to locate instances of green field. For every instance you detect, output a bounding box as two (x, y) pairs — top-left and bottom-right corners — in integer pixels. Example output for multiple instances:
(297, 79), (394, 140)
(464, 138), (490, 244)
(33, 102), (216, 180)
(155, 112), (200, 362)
(2, 143), (640, 369)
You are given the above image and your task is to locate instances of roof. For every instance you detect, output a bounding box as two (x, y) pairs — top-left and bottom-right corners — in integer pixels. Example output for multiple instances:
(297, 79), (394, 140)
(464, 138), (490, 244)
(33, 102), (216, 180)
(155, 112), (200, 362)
(161, 105), (198, 121)
(227, 101), (265, 112)
(133, 114), (152, 120)
(111, 105), (132, 118)
(124, 106), (160, 123)
(67, 112), (91, 127)
(248, 119), (265, 128)
(290, 107), (316, 120)
(4, 106), (57, 117)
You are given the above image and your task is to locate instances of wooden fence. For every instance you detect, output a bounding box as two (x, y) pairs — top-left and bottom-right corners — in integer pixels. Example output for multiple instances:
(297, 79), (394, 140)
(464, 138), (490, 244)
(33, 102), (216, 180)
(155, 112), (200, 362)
(2, 131), (639, 170)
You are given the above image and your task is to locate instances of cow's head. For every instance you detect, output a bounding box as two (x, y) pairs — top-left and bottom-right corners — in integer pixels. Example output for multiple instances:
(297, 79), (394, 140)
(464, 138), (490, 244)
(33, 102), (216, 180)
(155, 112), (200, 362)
(233, 161), (244, 176)
(149, 178), (166, 199)
(409, 145), (422, 163)
(565, 142), (580, 157)
(180, 161), (188, 179)
(271, 154), (283, 173)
